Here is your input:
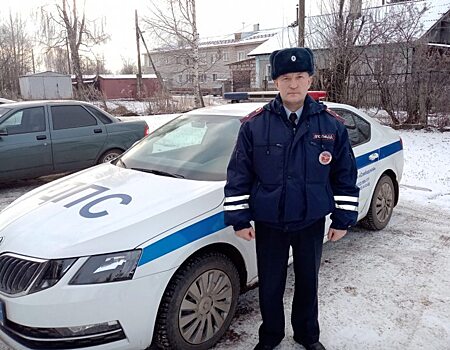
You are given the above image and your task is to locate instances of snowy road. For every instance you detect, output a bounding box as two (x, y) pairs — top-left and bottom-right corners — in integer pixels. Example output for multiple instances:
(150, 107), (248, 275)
(0, 130), (449, 349)
(211, 199), (450, 350)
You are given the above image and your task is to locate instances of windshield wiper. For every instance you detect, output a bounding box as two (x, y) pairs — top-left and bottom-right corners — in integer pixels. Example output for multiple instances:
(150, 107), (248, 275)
(131, 168), (185, 178)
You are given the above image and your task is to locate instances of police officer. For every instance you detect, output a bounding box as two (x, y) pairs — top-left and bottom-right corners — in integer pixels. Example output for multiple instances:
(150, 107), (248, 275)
(224, 47), (359, 350)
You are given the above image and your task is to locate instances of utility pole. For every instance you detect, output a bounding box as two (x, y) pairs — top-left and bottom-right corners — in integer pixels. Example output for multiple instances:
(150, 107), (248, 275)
(31, 49), (36, 74)
(137, 26), (168, 96)
(298, 0), (305, 47)
(135, 9), (143, 99)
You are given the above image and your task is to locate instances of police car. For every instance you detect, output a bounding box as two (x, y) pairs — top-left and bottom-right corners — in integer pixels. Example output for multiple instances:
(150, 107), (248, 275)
(0, 100), (403, 350)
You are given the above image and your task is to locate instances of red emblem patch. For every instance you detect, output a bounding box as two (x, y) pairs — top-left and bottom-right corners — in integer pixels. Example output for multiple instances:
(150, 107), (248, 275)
(319, 151), (332, 165)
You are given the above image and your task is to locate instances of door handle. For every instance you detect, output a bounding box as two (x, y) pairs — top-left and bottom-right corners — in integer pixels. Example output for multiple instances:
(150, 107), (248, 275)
(94, 128), (103, 134)
(368, 153), (379, 161)
(36, 135), (47, 140)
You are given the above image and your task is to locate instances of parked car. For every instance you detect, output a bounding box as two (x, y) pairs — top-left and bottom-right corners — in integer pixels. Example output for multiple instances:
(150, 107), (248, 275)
(0, 100), (148, 183)
(0, 99), (403, 350)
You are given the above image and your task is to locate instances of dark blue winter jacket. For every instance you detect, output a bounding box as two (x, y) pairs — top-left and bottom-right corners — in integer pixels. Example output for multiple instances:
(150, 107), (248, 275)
(224, 94), (359, 232)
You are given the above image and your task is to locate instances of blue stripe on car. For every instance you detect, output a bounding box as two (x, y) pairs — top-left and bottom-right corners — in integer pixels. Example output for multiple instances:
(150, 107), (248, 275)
(138, 212), (226, 266)
(356, 140), (402, 169)
(138, 140), (403, 266)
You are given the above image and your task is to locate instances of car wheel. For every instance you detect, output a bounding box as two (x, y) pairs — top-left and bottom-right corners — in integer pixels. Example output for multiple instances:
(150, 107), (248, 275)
(98, 149), (123, 163)
(154, 252), (240, 350)
(361, 174), (396, 230)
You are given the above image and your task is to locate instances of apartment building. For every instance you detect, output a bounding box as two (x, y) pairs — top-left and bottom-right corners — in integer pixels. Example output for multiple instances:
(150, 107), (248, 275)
(142, 25), (280, 93)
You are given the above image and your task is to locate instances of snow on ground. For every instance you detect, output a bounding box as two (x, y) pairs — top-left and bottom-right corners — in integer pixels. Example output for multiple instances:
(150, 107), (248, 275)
(0, 130), (449, 350)
(399, 130), (450, 211)
(210, 129), (450, 350)
(93, 95), (225, 117)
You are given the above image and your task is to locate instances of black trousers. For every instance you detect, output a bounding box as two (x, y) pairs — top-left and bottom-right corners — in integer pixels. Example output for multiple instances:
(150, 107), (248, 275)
(255, 219), (325, 346)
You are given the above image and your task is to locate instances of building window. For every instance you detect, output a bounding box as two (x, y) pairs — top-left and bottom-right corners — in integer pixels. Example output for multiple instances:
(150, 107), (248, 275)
(165, 57), (170, 64)
(265, 64), (272, 81)
(176, 57), (181, 64)
(178, 74), (183, 83)
(238, 51), (246, 61)
(222, 52), (229, 62)
(212, 73), (218, 81)
(210, 54), (216, 64)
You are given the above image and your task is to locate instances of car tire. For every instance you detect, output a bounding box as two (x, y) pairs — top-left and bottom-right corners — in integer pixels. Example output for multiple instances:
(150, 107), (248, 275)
(361, 174), (396, 230)
(98, 149), (123, 163)
(154, 252), (240, 350)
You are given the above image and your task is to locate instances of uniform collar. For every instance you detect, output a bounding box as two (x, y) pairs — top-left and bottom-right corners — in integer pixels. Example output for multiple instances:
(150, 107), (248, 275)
(266, 94), (326, 117)
(284, 106), (303, 121)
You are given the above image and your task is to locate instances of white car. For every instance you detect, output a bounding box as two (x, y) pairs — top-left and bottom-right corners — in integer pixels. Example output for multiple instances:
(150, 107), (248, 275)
(0, 100), (403, 350)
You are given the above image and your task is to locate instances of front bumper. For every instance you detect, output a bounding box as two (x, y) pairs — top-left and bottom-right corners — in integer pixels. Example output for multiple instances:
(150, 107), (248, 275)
(1, 319), (126, 349)
(0, 266), (175, 350)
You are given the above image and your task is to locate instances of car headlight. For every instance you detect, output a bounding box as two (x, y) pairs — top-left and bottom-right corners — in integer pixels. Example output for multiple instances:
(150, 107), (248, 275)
(30, 258), (77, 294)
(69, 250), (141, 285)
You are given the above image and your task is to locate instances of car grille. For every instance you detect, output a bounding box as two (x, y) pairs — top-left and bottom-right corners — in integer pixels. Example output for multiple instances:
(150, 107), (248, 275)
(0, 254), (44, 295)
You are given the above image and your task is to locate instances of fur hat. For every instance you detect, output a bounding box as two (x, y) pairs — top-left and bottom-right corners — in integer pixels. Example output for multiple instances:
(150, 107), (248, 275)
(270, 47), (314, 80)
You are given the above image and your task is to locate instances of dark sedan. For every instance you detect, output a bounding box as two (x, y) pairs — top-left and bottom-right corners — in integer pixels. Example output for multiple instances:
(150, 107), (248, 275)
(0, 100), (148, 183)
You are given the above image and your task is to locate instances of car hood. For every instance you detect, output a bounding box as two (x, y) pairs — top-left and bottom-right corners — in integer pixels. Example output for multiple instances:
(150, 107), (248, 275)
(0, 164), (225, 259)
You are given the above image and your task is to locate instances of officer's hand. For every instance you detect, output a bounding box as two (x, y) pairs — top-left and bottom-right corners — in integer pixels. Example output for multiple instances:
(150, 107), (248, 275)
(235, 227), (256, 241)
(328, 228), (347, 241)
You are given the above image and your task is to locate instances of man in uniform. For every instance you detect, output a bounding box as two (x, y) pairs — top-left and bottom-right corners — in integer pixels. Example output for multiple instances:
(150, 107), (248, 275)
(224, 47), (359, 350)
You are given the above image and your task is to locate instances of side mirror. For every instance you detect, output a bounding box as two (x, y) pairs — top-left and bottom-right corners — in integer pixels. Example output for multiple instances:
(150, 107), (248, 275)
(0, 129), (8, 136)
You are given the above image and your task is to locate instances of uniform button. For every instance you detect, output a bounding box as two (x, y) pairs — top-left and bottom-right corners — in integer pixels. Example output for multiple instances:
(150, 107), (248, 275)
(287, 175), (292, 179)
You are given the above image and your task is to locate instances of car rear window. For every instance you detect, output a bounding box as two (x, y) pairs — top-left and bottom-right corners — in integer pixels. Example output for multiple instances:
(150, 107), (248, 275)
(85, 105), (114, 124)
(333, 108), (371, 146)
(51, 105), (98, 130)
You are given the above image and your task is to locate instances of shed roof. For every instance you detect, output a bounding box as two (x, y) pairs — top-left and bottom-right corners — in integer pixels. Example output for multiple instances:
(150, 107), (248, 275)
(98, 74), (157, 80)
(70, 74), (158, 80)
(20, 71), (71, 78)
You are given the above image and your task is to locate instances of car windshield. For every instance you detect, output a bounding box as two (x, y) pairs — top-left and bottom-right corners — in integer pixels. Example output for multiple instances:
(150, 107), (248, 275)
(118, 114), (242, 181)
(0, 107), (11, 118)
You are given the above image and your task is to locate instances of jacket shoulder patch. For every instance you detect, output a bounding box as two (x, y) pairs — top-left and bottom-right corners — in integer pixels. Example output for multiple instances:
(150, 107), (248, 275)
(240, 107), (264, 123)
(325, 108), (345, 124)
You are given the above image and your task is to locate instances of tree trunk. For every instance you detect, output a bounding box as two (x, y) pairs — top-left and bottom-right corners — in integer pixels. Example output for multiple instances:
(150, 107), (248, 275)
(191, 0), (204, 108)
(68, 32), (84, 99)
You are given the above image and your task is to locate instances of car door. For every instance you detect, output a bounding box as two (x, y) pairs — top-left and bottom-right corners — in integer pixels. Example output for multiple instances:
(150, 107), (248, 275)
(0, 106), (53, 182)
(49, 104), (107, 172)
(333, 108), (377, 215)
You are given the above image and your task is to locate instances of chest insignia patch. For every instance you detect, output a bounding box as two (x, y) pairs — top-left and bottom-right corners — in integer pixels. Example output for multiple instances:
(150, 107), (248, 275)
(319, 151), (333, 165)
(313, 133), (335, 141)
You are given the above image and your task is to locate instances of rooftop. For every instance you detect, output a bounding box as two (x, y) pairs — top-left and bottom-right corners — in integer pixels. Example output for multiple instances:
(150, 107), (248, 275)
(248, 0), (450, 56)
